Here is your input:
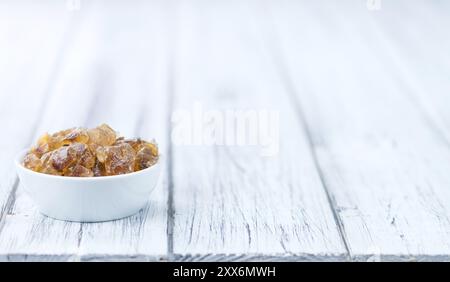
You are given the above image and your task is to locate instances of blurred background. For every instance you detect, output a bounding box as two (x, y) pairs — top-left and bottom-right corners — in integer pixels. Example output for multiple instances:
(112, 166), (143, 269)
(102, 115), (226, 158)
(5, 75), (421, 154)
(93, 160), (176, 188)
(1, 0), (449, 146)
(1, 0), (450, 259)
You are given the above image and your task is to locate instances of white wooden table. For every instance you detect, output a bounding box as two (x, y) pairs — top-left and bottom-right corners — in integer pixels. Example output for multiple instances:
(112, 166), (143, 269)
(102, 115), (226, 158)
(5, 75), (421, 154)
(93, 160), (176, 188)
(1, 0), (450, 261)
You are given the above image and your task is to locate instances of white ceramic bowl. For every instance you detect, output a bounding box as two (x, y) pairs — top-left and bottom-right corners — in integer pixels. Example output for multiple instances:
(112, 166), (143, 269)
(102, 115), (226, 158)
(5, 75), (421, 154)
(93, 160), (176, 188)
(15, 149), (162, 222)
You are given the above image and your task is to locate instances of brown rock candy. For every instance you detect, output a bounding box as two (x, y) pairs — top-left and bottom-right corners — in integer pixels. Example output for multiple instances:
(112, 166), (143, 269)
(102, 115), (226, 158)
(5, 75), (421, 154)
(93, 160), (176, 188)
(96, 143), (136, 175)
(51, 127), (89, 148)
(40, 151), (61, 175)
(87, 124), (116, 146)
(92, 160), (106, 177)
(68, 143), (96, 169)
(23, 152), (42, 172)
(23, 124), (158, 177)
(50, 146), (75, 173)
(135, 142), (159, 171)
(114, 138), (159, 171)
(61, 127), (89, 145)
(44, 143), (94, 175)
(33, 128), (89, 157)
(66, 164), (94, 177)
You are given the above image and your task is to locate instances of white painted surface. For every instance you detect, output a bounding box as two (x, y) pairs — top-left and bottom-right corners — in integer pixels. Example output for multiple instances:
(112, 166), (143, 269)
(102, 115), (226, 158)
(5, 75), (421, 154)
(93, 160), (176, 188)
(269, 0), (450, 260)
(0, 0), (170, 261)
(171, 0), (346, 261)
(0, 0), (449, 261)
(0, 1), (77, 261)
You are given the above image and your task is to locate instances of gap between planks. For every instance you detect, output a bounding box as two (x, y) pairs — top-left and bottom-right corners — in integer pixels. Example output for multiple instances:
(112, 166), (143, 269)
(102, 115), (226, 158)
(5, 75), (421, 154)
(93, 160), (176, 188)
(164, 0), (178, 259)
(261, 0), (450, 261)
(258, 0), (352, 260)
(0, 10), (81, 238)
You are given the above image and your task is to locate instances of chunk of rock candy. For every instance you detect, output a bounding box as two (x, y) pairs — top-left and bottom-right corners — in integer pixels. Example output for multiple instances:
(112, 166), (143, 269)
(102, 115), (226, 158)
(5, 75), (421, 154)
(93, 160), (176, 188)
(51, 127), (89, 147)
(95, 146), (108, 163)
(114, 138), (158, 171)
(114, 138), (145, 149)
(33, 133), (52, 157)
(88, 124), (116, 146)
(96, 143), (136, 175)
(114, 138), (139, 149)
(34, 128), (89, 157)
(68, 143), (95, 169)
(25, 123), (158, 177)
(135, 144), (159, 171)
(23, 152), (42, 172)
(40, 151), (61, 175)
(61, 127), (89, 145)
(50, 146), (75, 173)
(115, 138), (158, 156)
(66, 165), (94, 177)
(93, 160), (106, 177)
(49, 143), (96, 174)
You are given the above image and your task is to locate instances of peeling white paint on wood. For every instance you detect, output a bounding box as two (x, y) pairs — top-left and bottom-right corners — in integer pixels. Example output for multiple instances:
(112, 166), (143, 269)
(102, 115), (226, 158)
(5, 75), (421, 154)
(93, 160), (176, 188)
(0, 2), (76, 261)
(170, 0), (347, 259)
(0, 0), (450, 261)
(0, 0), (170, 261)
(269, 0), (450, 260)
(76, 0), (171, 260)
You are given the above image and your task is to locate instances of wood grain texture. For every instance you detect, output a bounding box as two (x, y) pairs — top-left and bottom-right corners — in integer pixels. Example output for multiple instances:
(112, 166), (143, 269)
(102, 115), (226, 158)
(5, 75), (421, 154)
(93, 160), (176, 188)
(1, 0), (450, 261)
(0, 0), (71, 210)
(367, 0), (450, 146)
(0, 1), (77, 260)
(0, 0), (170, 261)
(76, 0), (171, 261)
(268, 0), (450, 261)
(171, 0), (347, 261)
(0, 1), (91, 261)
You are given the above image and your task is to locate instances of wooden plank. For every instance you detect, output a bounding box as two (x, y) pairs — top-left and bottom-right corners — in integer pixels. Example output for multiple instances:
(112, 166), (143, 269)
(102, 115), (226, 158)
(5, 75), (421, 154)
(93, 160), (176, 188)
(0, 0), (72, 209)
(268, 0), (450, 260)
(366, 0), (450, 145)
(171, 0), (347, 261)
(0, 1), (89, 261)
(76, 0), (171, 261)
(0, 0), (170, 261)
(0, 0), (76, 260)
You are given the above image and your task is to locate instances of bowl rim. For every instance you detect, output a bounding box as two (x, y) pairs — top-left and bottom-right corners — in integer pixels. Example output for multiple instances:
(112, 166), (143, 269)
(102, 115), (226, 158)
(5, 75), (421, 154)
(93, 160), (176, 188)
(15, 148), (162, 181)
